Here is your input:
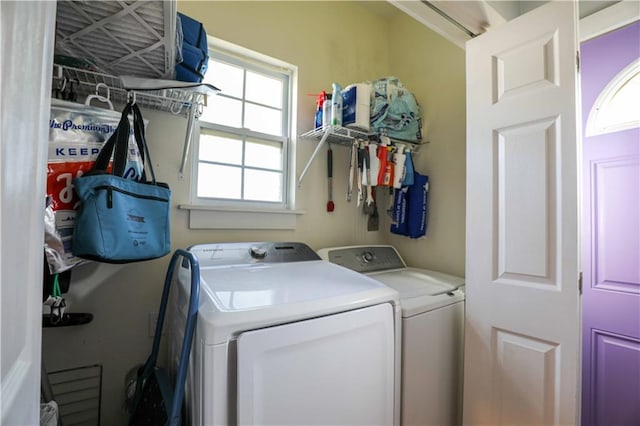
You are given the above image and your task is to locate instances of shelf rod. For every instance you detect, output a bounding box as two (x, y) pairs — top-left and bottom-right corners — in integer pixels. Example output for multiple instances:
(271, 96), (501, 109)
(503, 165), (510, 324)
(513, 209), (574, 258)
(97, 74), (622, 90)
(179, 104), (197, 179)
(297, 130), (331, 188)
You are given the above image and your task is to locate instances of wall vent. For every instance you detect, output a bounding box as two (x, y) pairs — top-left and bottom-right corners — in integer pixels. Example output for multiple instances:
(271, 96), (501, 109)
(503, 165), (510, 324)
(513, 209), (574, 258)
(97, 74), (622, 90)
(47, 364), (102, 426)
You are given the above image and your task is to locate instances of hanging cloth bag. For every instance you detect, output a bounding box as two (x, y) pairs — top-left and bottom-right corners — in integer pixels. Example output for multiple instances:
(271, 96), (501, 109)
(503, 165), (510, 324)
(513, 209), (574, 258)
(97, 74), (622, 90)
(72, 102), (171, 263)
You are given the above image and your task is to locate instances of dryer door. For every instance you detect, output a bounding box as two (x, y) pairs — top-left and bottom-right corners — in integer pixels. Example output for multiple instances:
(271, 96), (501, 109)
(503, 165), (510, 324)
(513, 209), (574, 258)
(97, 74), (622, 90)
(236, 303), (395, 425)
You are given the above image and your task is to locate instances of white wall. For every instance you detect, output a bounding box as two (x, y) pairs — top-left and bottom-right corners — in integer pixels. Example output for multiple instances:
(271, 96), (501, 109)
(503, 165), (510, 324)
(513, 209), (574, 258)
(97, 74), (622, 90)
(41, 2), (466, 424)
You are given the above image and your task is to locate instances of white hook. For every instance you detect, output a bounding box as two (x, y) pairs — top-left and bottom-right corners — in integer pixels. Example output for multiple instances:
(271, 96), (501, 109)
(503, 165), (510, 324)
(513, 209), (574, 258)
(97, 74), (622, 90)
(85, 82), (114, 110)
(170, 99), (184, 115)
(95, 83), (110, 102)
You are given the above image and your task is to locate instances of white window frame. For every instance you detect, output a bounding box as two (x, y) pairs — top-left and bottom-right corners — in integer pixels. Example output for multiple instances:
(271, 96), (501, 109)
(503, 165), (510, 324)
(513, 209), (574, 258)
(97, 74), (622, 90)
(181, 37), (302, 229)
(586, 58), (640, 136)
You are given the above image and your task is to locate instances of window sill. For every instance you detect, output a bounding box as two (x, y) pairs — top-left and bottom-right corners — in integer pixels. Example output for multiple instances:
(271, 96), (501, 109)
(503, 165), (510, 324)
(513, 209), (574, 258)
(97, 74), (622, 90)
(179, 204), (305, 230)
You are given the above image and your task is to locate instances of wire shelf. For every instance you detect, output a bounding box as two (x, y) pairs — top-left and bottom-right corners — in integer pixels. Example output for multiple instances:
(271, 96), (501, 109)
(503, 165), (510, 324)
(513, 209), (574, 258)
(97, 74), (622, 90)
(301, 126), (370, 147)
(53, 64), (212, 116)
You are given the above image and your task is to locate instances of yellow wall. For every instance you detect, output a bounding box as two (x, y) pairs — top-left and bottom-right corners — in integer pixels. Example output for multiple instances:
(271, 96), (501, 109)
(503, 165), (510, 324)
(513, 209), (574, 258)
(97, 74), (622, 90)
(177, 0), (395, 250)
(383, 9), (467, 276)
(42, 3), (466, 424)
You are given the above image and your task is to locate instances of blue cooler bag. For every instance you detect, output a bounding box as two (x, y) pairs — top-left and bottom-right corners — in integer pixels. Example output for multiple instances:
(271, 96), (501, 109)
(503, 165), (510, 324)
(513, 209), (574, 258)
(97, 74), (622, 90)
(72, 102), (171, 263)
(175, 13), (208, 83)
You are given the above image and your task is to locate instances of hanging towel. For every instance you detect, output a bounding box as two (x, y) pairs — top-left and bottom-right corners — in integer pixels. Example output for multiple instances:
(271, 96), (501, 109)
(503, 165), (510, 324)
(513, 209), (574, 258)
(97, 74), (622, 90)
(390, 187), (409, 236)
(401, 151), (414, 186)
(392, 145), (406, 189)
(406, 173), (428, 239)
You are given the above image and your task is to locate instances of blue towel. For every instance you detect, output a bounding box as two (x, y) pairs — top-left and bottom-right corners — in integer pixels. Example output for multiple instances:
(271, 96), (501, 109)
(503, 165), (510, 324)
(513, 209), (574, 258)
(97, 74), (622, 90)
(406, 173), (428, 239)
(390, 187), (409, 236)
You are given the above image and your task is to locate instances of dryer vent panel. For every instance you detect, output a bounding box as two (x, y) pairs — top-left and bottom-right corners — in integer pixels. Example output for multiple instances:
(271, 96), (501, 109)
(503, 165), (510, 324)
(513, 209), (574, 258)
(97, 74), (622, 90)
(47, 364), (102, 426)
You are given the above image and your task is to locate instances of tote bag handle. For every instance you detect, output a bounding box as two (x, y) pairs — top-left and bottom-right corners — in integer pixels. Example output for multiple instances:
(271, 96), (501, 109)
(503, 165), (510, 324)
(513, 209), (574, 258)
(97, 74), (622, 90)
(91, 102), (156, 183)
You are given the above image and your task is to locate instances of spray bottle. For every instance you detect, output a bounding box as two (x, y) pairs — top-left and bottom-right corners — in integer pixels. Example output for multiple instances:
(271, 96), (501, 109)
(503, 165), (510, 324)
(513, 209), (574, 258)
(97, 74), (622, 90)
(331, 83), (343, 127)
(314, 91), (326, 129)
(322, 94), (332, 129)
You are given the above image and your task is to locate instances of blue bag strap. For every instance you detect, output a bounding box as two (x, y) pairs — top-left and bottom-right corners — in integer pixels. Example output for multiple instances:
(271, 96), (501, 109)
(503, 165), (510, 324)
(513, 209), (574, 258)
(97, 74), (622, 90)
(130, 103), (157, 184)
(92, 102), (132, 173)
(92, 101), (152, 180)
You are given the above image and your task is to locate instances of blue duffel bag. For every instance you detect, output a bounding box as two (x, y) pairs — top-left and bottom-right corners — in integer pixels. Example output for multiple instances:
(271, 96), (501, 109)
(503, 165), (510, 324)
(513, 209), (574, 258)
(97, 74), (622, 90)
(175, 12), (209, 83)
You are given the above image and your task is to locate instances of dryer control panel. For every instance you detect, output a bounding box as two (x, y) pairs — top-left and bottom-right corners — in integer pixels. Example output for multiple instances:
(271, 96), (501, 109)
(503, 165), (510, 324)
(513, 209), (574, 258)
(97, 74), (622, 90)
(321, 246), (406, 273)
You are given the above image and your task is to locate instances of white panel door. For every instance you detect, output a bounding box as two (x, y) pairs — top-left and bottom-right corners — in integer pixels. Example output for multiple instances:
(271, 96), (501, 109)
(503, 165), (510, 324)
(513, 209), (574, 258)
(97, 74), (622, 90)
(1, 1), (56, 424)
(236, 304), (395, 426)
(464, 2), (581, 425)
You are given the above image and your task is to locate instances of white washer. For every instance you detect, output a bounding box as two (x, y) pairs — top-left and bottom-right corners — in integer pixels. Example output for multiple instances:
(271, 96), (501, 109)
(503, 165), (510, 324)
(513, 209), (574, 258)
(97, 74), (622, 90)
(169, 242), (401, 426)
(318, 245), (465, 426)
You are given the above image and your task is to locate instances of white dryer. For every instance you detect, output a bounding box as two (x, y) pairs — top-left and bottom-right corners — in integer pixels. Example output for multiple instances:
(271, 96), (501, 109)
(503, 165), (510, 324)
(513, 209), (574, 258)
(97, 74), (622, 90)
(318, 245), (465, 426)
(168, 242), (401, 426)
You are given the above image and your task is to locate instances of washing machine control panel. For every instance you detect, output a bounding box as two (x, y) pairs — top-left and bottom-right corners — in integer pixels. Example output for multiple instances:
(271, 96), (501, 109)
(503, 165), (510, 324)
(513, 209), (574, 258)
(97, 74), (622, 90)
(325, 246), (405, 273)
(189, 242), (320, 266)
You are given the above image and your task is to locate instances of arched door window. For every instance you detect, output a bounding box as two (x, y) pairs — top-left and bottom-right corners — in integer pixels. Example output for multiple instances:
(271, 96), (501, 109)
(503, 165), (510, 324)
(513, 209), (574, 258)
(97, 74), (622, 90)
(586, 58), (640, 136)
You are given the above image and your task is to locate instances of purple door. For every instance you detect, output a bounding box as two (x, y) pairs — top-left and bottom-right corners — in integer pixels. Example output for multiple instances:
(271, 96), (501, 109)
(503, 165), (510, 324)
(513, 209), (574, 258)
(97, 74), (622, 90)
(581, 22), (640, 426)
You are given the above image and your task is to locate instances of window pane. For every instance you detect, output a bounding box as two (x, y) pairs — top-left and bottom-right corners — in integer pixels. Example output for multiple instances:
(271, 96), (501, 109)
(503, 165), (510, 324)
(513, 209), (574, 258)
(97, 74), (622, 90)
(197, 163), (241, 199)
(200, 95), (242, 127)
(245, 138), (282, 170)
(600, 71), (640, 128)
(245, 104), (282, 136)
(199, 131), (243, 165)
(244, 169), (282, 202)
(206, 59), (243, 98)
(246, 71), (283, 108)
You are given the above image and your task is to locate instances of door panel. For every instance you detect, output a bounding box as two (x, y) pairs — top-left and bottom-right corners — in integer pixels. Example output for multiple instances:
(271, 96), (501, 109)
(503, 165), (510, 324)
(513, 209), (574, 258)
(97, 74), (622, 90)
(493, 330), (559, 425)
(236, 304), (395, 426)
(591, 331), (640, 425)
(464, 2), (580, 424)
(592, 156), (639, 293)
(497, 117), (557, 283)
(581, 20), (640, 426)
(0, 1), (57, 424)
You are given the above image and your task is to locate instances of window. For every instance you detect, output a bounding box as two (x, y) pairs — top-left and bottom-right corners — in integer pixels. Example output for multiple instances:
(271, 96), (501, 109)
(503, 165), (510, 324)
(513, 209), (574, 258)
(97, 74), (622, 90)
(193, 41), (294, 210)
(586, 58), (640, 136)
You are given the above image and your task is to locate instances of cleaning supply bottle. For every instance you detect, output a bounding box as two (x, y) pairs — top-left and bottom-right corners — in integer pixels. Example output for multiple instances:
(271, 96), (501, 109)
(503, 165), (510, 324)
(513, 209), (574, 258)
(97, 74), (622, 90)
(322, 94), (332, 129)
(382, 145), (394, 187)
(314, 91), (326, 129)
(331, 83), (343, 127)
(377, 140), (388, 186)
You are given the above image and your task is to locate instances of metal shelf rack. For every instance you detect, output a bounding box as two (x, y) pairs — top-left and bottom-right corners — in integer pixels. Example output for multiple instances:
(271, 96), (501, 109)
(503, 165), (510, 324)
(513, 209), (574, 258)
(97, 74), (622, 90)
(297, 126), (422, 187)
(52, 64), (219, 116)
(52, 64), (220, 177)
(297, 127), (369, 187)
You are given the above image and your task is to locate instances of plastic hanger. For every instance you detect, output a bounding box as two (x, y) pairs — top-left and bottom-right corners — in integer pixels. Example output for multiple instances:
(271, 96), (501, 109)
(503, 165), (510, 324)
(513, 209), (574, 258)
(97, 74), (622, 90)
(85, 82), (114, 110)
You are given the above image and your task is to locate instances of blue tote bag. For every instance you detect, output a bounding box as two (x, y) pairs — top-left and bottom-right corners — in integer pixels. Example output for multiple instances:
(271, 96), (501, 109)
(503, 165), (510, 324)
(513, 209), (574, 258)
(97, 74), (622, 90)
(72, 102), (171, 263)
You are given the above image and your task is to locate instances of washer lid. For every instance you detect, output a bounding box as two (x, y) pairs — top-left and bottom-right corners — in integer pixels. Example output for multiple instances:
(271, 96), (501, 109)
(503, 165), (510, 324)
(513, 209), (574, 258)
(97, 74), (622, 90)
(369, 268), (464, 298)
(182, 258), (400, 344)
(201, 260), (394, 311)
(368, 268), (465, 317)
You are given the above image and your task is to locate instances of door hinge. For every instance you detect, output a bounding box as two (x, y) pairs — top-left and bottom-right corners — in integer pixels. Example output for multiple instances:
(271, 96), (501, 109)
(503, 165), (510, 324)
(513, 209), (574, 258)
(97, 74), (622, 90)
(576, 51), (580, 73)
(579, 272), (583, 295)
